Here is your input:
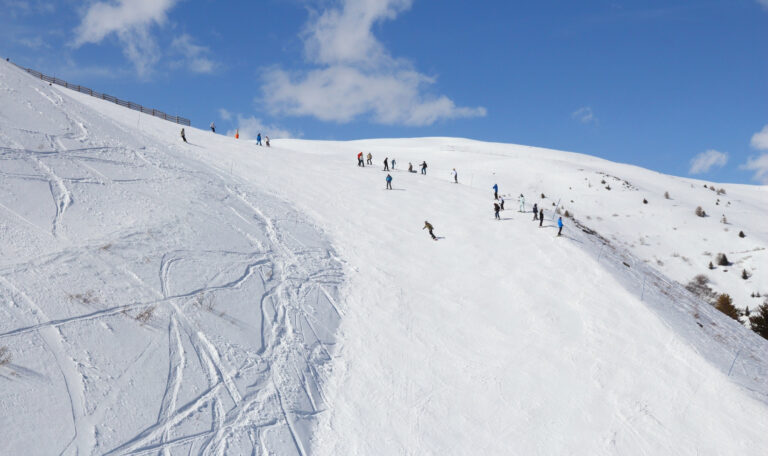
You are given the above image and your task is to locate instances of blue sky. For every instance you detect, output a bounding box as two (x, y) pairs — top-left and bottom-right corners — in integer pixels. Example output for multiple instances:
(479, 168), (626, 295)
(2, 0), (767, 184)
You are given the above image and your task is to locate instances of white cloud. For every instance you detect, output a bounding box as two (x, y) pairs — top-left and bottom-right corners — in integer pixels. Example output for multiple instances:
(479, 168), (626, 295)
(689, 149), (728, 174)
(218, 108), (232, 121)
(741, 154), (768, 184)
(750, 124), (768, 150)
(225, 114), (296, 140)
(261, 0), (485, 126)
(571, 106), (597, 124)
(171, 34), (218, 74)
(73, 0), (179, 76)
(758, 0), (768, 11)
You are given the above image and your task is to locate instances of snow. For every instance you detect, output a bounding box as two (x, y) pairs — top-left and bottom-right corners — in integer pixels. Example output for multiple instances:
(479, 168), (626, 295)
(1, 59), (767, 455)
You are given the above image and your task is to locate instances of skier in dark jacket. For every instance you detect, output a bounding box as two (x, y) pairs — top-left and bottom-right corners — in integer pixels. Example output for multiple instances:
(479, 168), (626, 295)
(180, 128), (187, 143)
(383, 157), (389, 171)
(557, 217), (563, 236)
(494, 202), (501, 220)
(423, 221), (437, 240)
(421, 161), (427, 175)
(499, 197), (505, 210)
(386, 174), (393, 190)
(539, 208), (544, 227)
(493, 183), (498, 200)
(210, 122), (215, 133)
(532, 203), (538, 220)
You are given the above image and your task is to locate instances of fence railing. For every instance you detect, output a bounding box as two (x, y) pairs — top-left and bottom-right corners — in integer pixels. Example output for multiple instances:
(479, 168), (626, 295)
(11, 63), (191, 126)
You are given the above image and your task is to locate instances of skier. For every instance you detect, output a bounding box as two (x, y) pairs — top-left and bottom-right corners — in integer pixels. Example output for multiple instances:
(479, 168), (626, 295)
(499, 196), (505, 210)
(494, 202), (501, 220)
(265, 136), (270, 147)
(557, 216), (564, 236)
(539, 208), (544, 227)
(532, 203), (538, 220)
(180, 128), (187, 143)
(493, 183), (498, 200)
(256, 133), (262, 146)
(518, 194), (525, 212)
(408, 162), (415, 173)
(421, 161), (428, 175)
(367, 152), (373, 165)
(386, 173), (393, 190)
(423, 221), (437, 240)
(452, 168), (458, 183)
(210, 122), (216, 133)
(357, 152), (364, 167)
(383, 157), (389, 171)
(391, 158), (396, 170)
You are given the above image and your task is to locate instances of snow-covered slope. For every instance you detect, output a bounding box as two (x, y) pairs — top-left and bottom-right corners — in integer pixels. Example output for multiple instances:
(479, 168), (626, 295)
(1, 59), (767, 455)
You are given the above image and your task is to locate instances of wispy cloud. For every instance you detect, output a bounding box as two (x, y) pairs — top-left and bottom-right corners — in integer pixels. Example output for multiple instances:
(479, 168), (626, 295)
(741, 124), (768, 184)
(72, 0), (180, 76)
(261, 0), (485, 126)
(757, 0), (768, 11)
(225, 114), (296, 140)
(571, 106), (598, 125)
(689, 149), (728, 175)
(171, 34), (218, 74)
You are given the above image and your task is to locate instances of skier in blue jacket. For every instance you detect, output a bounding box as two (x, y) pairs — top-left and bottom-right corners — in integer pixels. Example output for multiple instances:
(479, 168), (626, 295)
(557, 217), (563, 236)
(493, 183), (498, 200)
(386, 174), (393, 190)
(256, 133), (262, 146)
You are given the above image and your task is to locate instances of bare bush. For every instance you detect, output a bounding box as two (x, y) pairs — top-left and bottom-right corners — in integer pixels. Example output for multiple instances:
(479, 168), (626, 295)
(686, 275), (717, 303)
(135, 306), (155, 324)
(0, 346), (10, 366)
(695, 206), (706, 217)
(716, 188), (726, 195)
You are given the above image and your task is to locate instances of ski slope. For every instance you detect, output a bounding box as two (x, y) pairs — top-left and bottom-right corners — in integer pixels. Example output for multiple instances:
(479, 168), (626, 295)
(1, 59), (767, 455)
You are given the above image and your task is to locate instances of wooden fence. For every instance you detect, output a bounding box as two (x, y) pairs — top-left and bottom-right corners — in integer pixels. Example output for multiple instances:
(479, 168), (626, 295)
(11, 63), (191, 126)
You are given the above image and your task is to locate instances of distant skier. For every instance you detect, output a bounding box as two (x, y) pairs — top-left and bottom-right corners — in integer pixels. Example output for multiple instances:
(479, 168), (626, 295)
(408, 162), (415, 173)
(210, 122), (216, 133)
(367, 152), (373, 165)
(493, 183), (498, 200)
(386, 173), (393, 190)
(180, 128), (187, 143)
(383, 157), (389, 171)
(494, 202), (501, 220)
(391, 158), (396, 170)
(256, 133), (262, 146)
(420, 161), (428, 175)
(557, 216), (563, 236)
(499, 197), (505, 210)
(423, 221), (437, 240)
(539, 208), (544, 227)
(452, 168), (458, 183)
(532, 203), (538, 220)
(265, 136), (270, 147)
(518, 194), (525, 212)
(357, 152), (364, 167)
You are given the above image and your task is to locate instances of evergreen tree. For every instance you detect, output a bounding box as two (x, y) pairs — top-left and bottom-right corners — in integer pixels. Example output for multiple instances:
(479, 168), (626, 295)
(749, 303), (768, 339)
(715, 294), (740, 321)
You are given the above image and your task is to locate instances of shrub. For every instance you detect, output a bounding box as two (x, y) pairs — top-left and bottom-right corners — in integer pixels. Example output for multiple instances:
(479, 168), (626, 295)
(717, 188), (726, 195)
(739, 231), (745, 238)
(708, 261), (715, 270)
(715, 294), (740, 321)
(601, 179), (606, 184)
(742, 269), (750, 280)
(643, 198), (648, 204)
(605, 185), (611, 190)
(709, 185), (715, 191)
(695, 206), (706, 217)
(564, 210), (571, 217)
(686, 275), (717, 303)
(555, 207), (562, 215)
(749, 302), (768, 339)
(664, 191), (670, 199)
(716, 253), (729, 266)
(135, 306), (155, 323)
(0, 346), (10, 366)
(541, 193), (546, 199)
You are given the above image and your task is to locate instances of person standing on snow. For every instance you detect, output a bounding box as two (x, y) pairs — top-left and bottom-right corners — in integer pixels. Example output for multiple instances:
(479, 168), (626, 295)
(493, 183), (498, 200)
(383, 157), (389, 171)
(256, 133), (262, 146)
(357, 152), (364, 167)
(180, 128), (187, 143)
(210, 122), (216, 133)
(421, 161), (428, 175)
(386, 174), (393, 190)
(391, 158), (396, 170)
(265, 136), (270, 147)
(539, 208), (544, 227)
(423, 221), (437, 240)
(518, 194), (525, 212)
(452, 168), (458, 183)
(499, 196), (505, 210)
(494, 202), (501, 220)
(408, 162), (414, 172)
(557, 216), (564, 236)
(367, 152), (373, 165)
(532, 203), (538, 220)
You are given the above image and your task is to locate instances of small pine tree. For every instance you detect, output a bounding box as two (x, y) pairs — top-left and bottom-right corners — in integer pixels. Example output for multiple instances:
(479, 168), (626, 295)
(695, 206), (706, 217)
(716, 253), (729, 266)
(709, 261), (715, 270)
(564, 210), (571, 217)
(742, 269), (750, 280)
(601, 179), (606, 184)
(745, 306), (750, 317)
(749, 303), (768, 339)
(715, 294), (740, 321)
(643, 198), (648, 204)
(739, 230), (745, 238)
(541, 193), (546, 199)
(664, 191), (670, 199)
(605, 185), (611, 190)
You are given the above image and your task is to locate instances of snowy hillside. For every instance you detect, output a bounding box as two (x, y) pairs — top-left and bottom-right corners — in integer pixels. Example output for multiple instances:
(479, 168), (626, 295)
(1, 59), (767, 455)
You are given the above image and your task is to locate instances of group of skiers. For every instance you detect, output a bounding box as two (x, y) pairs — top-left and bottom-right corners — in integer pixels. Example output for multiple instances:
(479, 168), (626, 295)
(492, 186), (564, 236)
(181, 124), (270, 147)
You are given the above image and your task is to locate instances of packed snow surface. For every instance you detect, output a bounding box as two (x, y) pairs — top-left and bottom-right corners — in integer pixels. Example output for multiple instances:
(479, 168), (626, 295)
(1, 60), (767, 455)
